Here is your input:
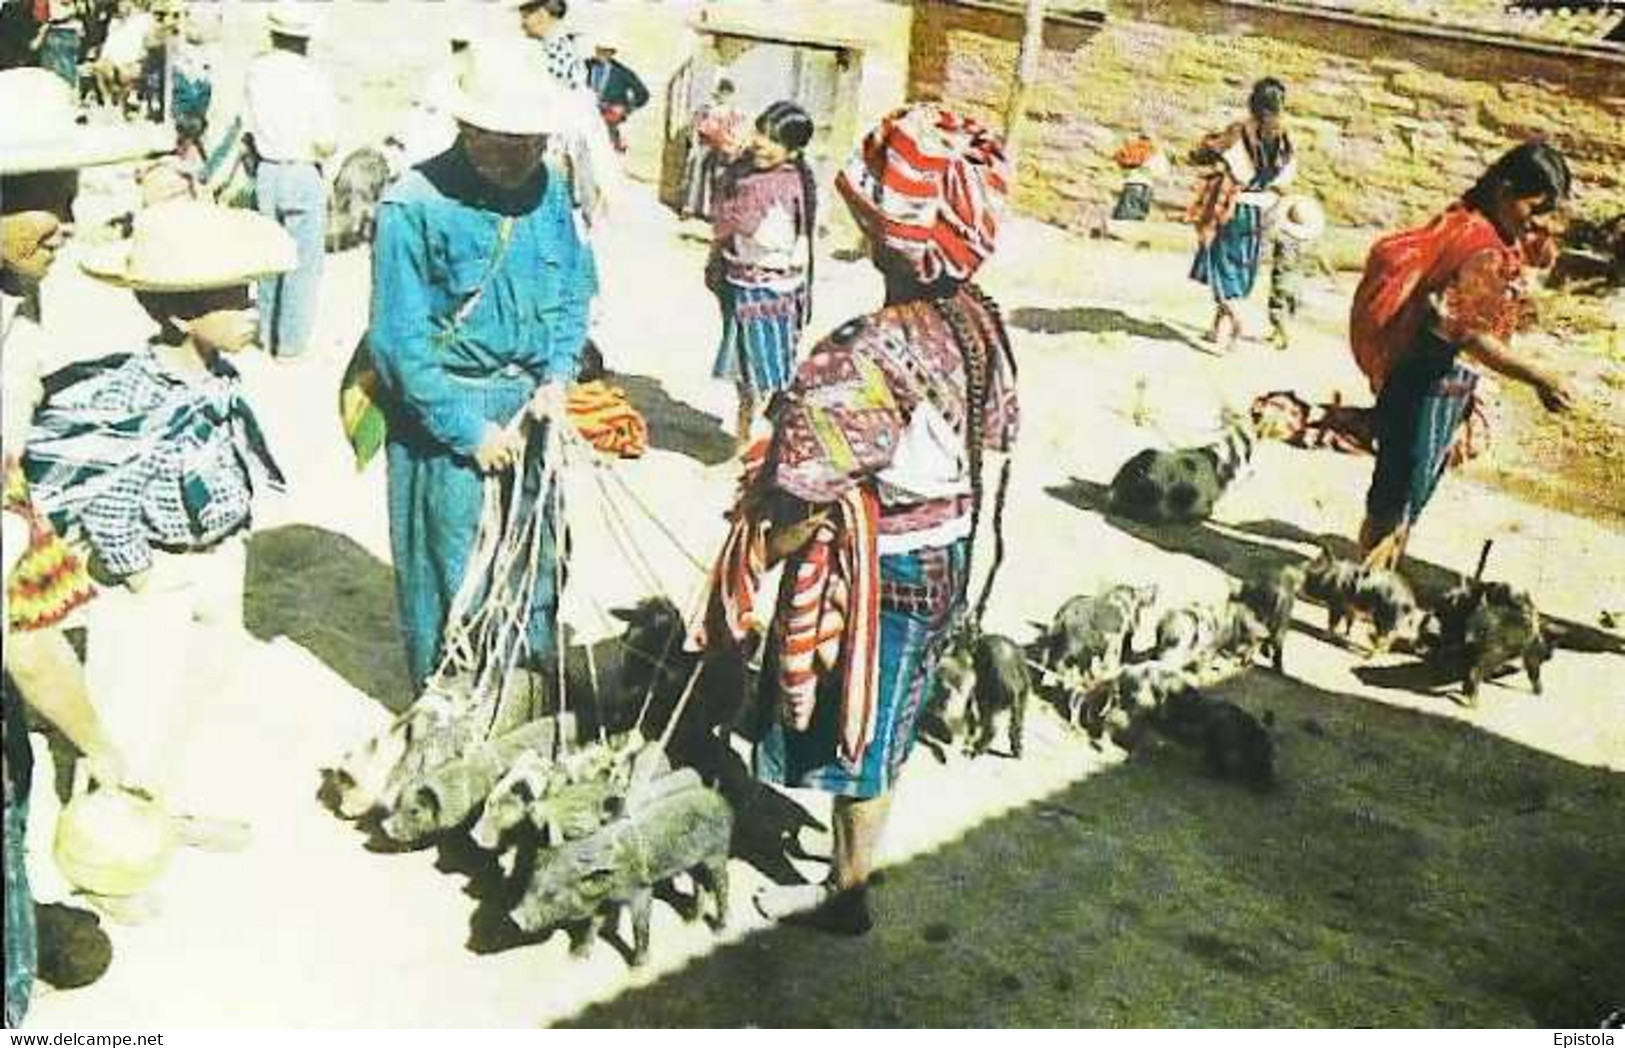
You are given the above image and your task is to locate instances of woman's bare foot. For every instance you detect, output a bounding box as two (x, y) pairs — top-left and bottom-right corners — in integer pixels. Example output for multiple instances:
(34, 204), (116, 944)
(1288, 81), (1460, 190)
(753, 881), (833, 921)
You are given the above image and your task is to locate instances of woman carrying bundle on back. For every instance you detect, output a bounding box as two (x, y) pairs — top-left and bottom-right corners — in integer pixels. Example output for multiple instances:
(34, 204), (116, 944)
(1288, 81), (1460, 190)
(707, 101), (818, 451)
(1351, 140), (1574, 570)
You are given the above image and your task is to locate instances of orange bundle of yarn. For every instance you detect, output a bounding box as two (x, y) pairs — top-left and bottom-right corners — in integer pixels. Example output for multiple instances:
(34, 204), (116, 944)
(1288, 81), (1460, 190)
(1114, 136), (1156, 171)
(566, 380), (649, 459)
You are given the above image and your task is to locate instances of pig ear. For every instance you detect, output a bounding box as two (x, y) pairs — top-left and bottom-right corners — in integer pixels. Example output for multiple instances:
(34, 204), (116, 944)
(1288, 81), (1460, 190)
(609, 606), (641, 624)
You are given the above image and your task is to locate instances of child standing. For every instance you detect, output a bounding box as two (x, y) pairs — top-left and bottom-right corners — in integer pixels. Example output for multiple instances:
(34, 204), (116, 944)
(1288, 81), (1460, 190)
(24, 200), (294, 844)
(1267, 194), (1324, 351)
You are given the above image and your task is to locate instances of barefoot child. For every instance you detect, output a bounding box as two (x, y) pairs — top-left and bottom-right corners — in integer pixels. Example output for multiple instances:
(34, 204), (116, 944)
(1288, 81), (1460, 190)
(1267, 194), (1324, 350)
(23, 200), (294, 855)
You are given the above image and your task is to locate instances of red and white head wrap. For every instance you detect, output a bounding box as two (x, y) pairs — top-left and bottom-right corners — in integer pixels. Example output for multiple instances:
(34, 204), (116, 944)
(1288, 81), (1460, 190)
(836, 104), (1012, 284)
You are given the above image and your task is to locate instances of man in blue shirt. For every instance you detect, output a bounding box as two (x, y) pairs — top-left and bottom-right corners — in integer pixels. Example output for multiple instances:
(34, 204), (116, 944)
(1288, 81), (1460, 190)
(368, 37), (597, 690)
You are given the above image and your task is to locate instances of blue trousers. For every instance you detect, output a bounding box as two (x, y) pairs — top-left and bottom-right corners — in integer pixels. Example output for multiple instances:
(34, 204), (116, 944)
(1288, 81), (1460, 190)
(255, 161), (328, 358)
(385, 375), (559, 689)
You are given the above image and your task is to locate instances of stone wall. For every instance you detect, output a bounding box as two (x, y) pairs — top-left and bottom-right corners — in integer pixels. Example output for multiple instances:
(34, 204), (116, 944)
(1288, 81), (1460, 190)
(906, 0), (1625, 236)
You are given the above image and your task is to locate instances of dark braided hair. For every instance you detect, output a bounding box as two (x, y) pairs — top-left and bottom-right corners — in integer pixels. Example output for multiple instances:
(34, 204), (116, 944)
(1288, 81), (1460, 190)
(931, 283), (1016, 630)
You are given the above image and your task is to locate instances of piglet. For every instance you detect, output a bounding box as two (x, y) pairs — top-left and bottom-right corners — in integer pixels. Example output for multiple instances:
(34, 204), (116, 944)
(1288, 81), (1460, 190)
(967, 633), (1032, 759)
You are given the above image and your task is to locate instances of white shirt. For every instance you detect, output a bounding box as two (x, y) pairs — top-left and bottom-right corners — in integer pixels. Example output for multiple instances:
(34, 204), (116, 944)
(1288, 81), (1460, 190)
(243, 50), (338, 164)
(1, 293), (47, 458)
(875, 402), (975, 555)
(101, 11), (153, 66)
(732, 202), (807, 276)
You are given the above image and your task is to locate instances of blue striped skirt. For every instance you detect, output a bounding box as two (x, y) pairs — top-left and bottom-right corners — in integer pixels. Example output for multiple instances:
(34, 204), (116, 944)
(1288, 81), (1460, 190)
(1191, 202), (1265, 303)
(1365, 335), (1477, 533)
(754, 540), (970, 800)
(712, 282), (807, 395)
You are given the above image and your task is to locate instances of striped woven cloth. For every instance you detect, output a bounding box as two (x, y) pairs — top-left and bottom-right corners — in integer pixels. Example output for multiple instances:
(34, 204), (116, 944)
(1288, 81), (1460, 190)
(3, 458), (97, 633)
(700, 454), (883, 767)
(566, 380), (648, 459)
(835, 104), (1010, 285)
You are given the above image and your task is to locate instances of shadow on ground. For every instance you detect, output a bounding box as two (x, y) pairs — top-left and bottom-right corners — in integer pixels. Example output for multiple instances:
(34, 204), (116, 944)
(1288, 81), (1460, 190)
(1009, 306), (1208, 351)
(1046, 478), (1625, 666)
(616, 373), (734, 467)
(560, 670), (1625, 1027)
(245, 524), (413, 713)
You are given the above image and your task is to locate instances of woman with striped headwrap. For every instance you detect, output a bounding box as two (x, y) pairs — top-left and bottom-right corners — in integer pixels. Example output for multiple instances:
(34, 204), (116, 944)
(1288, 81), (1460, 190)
(702, 104), (1018, 934)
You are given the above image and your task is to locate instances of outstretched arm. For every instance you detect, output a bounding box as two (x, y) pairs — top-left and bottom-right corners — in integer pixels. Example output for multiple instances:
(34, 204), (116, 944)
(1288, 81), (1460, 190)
(1461, 334), (1573, 412)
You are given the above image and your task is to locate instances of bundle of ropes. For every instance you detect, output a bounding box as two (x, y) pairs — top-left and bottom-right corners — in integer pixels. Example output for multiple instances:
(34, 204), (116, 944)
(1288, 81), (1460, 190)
(331, 408), (716, 846)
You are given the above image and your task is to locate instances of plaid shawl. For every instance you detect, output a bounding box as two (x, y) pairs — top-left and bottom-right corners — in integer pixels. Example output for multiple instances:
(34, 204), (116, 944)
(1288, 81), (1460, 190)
(700, 444), (883, 768)
(23, 352), (284, 577)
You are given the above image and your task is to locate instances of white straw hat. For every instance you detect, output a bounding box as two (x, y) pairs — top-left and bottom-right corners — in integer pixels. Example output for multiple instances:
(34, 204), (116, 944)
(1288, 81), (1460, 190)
(80, 200), (297, 292)
(266, 2), (321, 38)
(1276, 194), (1327, 244)
(449, 37), (571, 136)
(0, 69), (173, 177)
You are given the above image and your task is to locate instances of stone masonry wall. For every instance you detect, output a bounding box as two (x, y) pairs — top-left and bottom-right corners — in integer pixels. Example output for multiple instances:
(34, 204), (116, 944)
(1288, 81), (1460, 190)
(907, 0), (1625, 236)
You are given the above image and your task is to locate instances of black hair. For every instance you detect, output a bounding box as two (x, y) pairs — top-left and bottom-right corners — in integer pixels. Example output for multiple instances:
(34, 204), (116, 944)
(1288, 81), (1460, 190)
(1248, 77), (1287, 119)
(1464, 140), (1572, 215)
(932, 285), (1017, 629)
(1, 171), (78, 219)
(520, 0), (567, 18)
(133, 287), (248, 344)
(756, 101), (814, 152)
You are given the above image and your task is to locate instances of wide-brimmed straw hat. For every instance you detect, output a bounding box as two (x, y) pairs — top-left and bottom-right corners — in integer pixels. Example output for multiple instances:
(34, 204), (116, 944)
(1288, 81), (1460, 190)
(266, 3), (321, 38)
(449, 38), (570, 136)
(80, 200), (297, 292)
(1276, 194), (1327, 243)
(0, 69), (173, 177)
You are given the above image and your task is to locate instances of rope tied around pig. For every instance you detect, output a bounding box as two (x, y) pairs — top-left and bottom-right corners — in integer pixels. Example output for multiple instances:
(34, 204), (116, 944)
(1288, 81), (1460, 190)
(407, 408), (713, 776)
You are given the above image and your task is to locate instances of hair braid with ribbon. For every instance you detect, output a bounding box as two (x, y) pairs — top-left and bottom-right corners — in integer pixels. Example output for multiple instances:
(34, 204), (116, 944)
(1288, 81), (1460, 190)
(932, 284), (1014, 633)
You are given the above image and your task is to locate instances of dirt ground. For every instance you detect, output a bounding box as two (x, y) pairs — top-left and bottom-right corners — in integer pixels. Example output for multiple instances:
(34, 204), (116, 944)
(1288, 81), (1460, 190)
(15, 1), (1625, 1030)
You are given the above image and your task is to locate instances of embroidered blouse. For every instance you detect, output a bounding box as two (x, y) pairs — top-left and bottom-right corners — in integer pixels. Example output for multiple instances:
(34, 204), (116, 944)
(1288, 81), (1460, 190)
(712, 163), (811, 292)
(767, 289), (1019, 554)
